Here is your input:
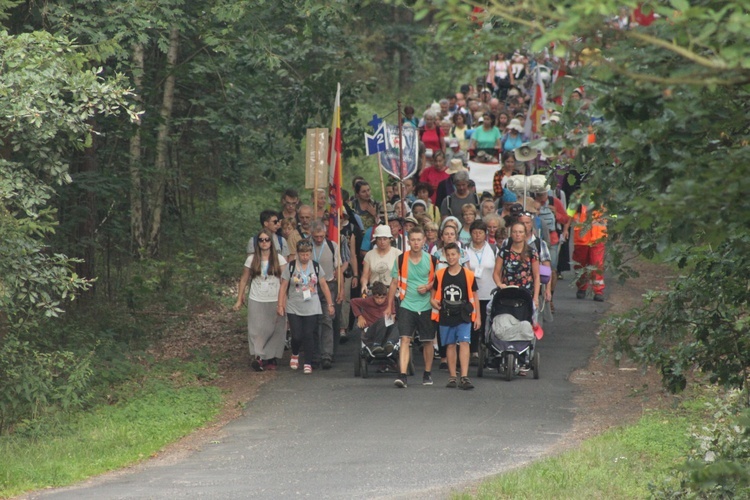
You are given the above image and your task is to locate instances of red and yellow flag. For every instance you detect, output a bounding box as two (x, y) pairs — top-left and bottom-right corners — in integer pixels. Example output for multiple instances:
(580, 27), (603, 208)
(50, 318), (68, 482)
(327, 84), (343, 244)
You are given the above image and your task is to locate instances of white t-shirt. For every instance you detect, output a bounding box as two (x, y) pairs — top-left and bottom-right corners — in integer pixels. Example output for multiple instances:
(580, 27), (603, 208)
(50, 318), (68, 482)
(465, 242), (497, 300)
(244, 255), (288, 303)
(363, 247), (402, 286)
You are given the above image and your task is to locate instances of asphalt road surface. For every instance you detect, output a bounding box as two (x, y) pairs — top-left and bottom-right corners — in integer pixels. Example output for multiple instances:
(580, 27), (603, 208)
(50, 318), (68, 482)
(36, 277), (608, 499)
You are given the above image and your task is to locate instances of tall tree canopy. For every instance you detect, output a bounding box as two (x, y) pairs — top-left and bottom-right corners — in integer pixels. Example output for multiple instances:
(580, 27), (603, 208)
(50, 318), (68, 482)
(416, 0), (750, 392)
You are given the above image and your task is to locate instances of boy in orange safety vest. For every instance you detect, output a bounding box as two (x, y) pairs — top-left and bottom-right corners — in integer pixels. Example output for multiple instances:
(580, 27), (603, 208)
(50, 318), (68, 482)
(431, 242), (481, 390)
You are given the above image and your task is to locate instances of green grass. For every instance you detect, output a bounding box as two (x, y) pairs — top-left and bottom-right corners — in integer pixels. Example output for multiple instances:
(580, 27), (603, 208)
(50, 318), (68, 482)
(0, 379), (222, 498)
(456, 408), (701, 499)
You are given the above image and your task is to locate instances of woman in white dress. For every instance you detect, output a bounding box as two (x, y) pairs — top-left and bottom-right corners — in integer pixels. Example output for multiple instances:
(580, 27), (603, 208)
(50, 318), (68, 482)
(233, 228), (287, 371)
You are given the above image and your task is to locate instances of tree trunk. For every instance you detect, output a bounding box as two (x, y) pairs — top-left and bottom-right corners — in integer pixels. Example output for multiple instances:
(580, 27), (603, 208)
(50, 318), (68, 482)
(76, 136), (98, 296)
(147, 27), (180, 257)
(129, 43), (145, 256)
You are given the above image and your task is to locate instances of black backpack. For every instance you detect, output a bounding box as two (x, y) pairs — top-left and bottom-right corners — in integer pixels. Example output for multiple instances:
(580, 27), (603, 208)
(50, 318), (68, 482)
(501, 236), (541, 256)
(445, 193), (480, 216)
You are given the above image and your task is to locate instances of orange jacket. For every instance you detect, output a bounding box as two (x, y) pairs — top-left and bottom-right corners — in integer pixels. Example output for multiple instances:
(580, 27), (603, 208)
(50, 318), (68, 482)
(431, 267), (477, 322)
(397, 251), (436, 301)
(573, 205), (607, 246)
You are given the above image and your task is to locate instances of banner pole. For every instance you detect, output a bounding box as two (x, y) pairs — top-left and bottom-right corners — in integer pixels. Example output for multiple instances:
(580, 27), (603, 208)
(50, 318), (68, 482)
(397, 100), (406, 218)
(378, 156), (388, 226)
(313, 136), (319, 211)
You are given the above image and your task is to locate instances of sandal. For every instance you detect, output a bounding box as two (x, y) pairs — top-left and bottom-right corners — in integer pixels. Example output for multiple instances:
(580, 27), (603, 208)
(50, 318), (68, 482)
(549, 301), (555, 313)
(290, 355), (299, 370)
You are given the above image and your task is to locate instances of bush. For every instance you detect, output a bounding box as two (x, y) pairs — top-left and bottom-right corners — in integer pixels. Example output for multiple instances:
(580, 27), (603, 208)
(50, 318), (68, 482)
(652, 389), (750, 498)
(0, 337), (93, 434)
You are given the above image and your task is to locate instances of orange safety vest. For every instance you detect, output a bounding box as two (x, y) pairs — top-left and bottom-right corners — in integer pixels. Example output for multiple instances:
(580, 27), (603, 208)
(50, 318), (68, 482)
(431, 267), (477, 323)
(397, 250), (436, 301)
(573, 205), (607, 246)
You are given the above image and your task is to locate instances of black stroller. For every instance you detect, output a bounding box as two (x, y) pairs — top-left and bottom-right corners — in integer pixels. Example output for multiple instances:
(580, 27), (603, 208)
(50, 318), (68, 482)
(477, 286), (540, 381)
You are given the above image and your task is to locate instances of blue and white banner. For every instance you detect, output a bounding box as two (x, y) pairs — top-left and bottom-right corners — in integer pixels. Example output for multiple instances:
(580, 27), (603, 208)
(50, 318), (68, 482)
(364, 122), (386, 156)
(377, 123), (419, 181)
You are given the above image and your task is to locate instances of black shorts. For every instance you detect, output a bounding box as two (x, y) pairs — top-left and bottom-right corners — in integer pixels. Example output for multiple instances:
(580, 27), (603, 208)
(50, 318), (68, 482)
(396, 307), (435, 341)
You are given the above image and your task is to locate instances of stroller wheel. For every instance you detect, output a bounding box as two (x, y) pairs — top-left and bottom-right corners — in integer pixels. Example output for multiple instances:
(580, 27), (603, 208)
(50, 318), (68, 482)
(360, 357), (369, 379)
(354, 352), (361, 377)
(532, 351), (540, 380)
(477, 344), (485, 378)
(504, 352), (514, 382)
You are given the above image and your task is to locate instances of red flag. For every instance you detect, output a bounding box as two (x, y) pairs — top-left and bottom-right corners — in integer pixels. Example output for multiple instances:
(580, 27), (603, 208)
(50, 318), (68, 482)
(327, 84), (343, 244)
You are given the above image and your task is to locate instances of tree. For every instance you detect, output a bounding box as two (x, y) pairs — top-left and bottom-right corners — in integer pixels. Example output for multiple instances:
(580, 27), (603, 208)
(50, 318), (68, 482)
(0, 30), (136, 429)
(415, 0), (750, 389)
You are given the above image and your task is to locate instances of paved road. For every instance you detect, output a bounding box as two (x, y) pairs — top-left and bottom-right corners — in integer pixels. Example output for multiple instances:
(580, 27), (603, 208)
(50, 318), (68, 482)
(37, 277), (607, 499)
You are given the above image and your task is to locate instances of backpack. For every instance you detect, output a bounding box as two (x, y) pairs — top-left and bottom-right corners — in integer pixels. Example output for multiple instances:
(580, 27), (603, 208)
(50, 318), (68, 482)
(248, 233), (284, 254)
(501, 236), (541, 256)
(286, 259), (321, 297)
(445, 192), (480, 216)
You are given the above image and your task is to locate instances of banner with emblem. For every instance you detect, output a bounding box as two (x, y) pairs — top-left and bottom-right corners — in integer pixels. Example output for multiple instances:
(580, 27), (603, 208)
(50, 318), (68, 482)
(377, 123), (419, 181)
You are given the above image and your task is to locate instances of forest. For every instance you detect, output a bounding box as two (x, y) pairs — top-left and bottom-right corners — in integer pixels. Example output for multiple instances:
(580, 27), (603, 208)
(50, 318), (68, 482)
(1, 0), (750, 496)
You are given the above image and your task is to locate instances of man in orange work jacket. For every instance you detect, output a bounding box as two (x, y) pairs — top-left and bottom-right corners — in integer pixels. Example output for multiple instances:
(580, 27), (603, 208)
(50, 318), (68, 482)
(569, 201), (607, 302)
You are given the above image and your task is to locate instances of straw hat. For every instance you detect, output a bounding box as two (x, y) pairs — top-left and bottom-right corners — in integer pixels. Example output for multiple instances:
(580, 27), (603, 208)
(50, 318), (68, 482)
(506, 118), (524, 133)
(514, 143), (537, 162)
(447, 159), (467, 175)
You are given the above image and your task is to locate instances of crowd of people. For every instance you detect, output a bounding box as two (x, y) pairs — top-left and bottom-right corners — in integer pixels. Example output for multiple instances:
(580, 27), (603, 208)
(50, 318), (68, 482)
(233, 52), (608, 390)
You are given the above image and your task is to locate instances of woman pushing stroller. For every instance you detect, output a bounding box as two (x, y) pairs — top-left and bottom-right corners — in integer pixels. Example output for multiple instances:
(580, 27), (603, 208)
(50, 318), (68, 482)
(492, 220), (541, 311)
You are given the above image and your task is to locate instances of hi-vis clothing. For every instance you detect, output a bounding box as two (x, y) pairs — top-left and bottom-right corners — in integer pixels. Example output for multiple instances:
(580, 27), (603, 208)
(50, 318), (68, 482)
(396, 250), (437, 301)
(571, 204), (607, 246)
(431, 267), (478, 323)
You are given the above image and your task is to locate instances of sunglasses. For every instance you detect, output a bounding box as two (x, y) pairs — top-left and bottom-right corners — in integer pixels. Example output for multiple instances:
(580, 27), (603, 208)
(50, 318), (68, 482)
(257, 238), (271, 243)
(269, 219), (280, 224)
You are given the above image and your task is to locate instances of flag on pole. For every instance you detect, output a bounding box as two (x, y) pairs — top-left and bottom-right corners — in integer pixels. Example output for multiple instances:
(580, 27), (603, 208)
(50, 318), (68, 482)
(524, 68), (548, 139)
(327, 83), (343, 244)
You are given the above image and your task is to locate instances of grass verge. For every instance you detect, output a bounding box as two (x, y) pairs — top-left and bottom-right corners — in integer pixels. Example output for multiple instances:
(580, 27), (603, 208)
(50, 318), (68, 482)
(456, 404), (703, 500)
(0, 370), (222, 498)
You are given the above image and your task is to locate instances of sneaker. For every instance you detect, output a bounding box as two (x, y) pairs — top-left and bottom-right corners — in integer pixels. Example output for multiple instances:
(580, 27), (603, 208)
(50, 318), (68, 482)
(371, 344), (384, 354)
(290, 355), (299, 370)
(422, 372), (433, 385)
(394, 375), (407, 388)
(251, 357), (264, 372)
(303, 364), (313, 374)
(576, 290), (586, 300)
(439, 362), (449, 370)
(321, 359), (332, 370)
(446, 377), (457, 388)
(460, 377), (474, 390)
(339, 330), (349, 344)
(593, 294), (605, 302)
(384, 342), (395, 354)
(557, 272), (563, 280)
(470, 353), (479, 366)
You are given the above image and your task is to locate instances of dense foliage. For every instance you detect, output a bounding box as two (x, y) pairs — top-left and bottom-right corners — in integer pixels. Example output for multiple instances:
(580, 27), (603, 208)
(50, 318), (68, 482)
(417, 0), (750, 389)
(0, 1), (460, 433)
(418, 0), (750, 493)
